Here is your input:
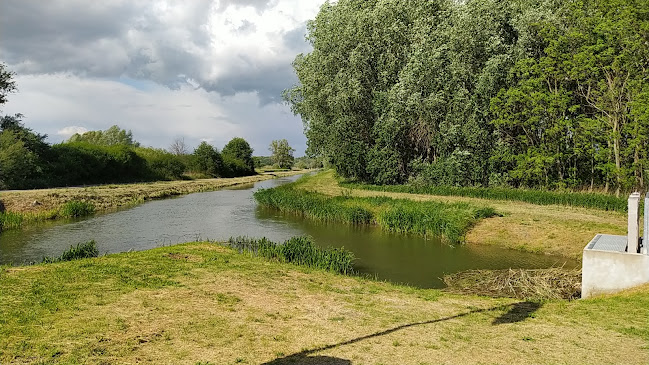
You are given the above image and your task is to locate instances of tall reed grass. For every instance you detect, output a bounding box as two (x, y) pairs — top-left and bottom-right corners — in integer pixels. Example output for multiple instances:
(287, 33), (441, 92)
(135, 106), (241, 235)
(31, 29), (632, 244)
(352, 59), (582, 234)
(59, 200), (95, 218)
(342, 182), (628, 212)
(228, 236), (354, 274)
(254, 187), (496, 243)
(42, 240), (99, 263)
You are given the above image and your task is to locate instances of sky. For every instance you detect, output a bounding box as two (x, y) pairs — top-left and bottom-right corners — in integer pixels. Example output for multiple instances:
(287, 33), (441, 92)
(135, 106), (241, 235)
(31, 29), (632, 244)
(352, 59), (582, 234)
(0, 0), (326, 156)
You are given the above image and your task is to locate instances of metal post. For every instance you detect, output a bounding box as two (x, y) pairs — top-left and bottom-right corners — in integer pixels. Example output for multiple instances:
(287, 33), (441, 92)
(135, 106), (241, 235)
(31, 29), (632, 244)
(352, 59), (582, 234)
(628, 192), (641, 254)
(644, 193), (649, 255)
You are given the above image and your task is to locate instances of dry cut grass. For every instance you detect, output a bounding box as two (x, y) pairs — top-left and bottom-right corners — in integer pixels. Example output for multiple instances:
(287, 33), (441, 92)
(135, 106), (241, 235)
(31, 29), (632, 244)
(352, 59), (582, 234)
(1, 243), (648, 365)
(0, 170), (308, 216)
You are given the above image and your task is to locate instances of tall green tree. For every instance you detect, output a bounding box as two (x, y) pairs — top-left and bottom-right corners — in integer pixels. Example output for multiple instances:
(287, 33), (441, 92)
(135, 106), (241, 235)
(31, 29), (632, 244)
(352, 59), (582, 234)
(222, 137), (255, 175)
(192, 141), (223, 177)
(269, 139), (295, 169)
(68, 125), (140, 147)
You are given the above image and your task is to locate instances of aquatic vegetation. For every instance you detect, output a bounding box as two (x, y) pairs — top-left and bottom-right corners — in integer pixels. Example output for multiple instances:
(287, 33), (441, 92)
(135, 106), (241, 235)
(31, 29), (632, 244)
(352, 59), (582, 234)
(228, 236), (354, 275)
(254, 186), (497, 244)
(42, 240), (99, 263)
(59, 200), (96, 218)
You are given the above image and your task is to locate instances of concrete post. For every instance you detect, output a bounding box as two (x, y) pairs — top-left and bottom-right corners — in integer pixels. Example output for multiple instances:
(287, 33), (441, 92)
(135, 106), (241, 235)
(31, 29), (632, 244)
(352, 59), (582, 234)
(628, 192), (641, 253)
(644, 193), (649, 255)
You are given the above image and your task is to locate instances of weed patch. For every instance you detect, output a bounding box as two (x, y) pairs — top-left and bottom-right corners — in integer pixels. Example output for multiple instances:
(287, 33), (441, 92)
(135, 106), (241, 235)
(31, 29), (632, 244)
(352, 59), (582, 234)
(59, 200), (95, 218)
(228, 236), (354, 274)
(42, 240), (99, 263)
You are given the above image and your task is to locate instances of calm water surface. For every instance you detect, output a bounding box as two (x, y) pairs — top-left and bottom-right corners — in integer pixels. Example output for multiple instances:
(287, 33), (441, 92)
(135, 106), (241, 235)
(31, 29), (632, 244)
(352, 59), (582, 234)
(0, 175), (577, 287)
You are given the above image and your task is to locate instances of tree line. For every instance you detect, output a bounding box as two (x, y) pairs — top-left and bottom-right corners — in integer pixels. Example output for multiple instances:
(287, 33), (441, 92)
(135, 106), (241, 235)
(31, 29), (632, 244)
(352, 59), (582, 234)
(0, 116), (258, 189)
(286, 0), (649, 194)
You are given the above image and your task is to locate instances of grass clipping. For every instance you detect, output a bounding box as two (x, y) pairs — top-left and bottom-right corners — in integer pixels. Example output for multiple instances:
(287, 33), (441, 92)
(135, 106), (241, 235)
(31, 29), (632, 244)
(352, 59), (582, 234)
(443, 268), (582, 300)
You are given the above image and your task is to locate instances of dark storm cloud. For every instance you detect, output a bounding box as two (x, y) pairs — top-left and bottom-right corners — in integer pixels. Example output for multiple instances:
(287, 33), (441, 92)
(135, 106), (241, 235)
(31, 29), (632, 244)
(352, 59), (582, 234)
(0, 0), (311, 103)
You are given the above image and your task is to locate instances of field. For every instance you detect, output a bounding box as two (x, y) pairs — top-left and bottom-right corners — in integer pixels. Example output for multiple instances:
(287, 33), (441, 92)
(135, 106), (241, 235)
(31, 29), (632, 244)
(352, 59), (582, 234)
(1, 242), (648, 365)
(292, 171), (628, 260)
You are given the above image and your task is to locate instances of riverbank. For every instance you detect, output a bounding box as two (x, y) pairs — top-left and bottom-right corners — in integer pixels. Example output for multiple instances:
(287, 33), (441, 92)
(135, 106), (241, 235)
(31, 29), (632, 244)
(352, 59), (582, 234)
(0, 170), (310, 230)
(291, 171), (627, 260)
(1, 242), (647, 364)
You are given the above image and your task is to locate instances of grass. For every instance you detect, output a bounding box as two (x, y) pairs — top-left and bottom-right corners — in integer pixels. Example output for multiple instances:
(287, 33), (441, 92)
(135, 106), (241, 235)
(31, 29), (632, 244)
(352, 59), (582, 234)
(59, 200), (95, 218)
(443, 268), (582, 300)
(291, 171), (629, 259)
(0, 242), (647, 364)
(0, 170), (309, 231)
(42, 240), (99, 263)
(228, 236), (355, 274)
(254, 185), (497, 244)
(342, 181), (629, 212)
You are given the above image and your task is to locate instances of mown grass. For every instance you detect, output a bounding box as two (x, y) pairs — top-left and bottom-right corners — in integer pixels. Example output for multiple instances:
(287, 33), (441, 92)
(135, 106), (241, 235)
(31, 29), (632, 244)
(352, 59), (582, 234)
(42, 240), (99, 264)
(228, 236), (354, 274)
(254, 185), (496, 243)
(0, 242), (647, 364)
(342, 181), (630, 212)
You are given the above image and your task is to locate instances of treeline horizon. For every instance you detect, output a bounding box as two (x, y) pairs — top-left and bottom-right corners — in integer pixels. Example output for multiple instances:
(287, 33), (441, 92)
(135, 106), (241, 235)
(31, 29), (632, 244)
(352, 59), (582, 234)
(0, 116), (282, 190)
(286, 0), (649, 194)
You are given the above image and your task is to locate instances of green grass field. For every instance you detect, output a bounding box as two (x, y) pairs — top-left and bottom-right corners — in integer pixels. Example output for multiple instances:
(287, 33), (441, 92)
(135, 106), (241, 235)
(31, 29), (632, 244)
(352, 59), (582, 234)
(1, 243), (647, 364)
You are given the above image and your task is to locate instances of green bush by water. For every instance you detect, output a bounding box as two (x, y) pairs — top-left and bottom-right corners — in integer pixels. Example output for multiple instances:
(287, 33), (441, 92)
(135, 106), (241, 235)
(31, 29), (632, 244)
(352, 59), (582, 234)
(42, 240), (99, 263)
(228, 236), (354, 274)
(254, 186), (497, 243)
(59, 200), (95, 218)
(342, 182), (628, 212)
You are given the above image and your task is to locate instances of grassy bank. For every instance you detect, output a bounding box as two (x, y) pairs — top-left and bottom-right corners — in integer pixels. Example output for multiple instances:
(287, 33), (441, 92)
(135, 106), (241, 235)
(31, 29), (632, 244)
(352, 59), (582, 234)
(290, 171), (628, 260)
(1, 242), (647, 364)
(343, 182), (629, 212)
(254, 183), (496, 244)
(0, 170), (308, 231)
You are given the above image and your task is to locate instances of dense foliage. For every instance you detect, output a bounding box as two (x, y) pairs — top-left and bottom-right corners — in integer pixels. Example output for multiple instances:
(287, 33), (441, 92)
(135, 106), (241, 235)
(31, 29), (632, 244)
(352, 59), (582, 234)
(0, 114), (257, 189)
(269, 139), (295, 169)
(286, 0), (649, 194)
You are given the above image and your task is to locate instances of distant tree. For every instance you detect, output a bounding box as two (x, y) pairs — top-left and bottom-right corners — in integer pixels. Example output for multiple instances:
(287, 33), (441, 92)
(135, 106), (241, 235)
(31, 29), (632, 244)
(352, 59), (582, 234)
(169, 137), (188, 156)
(269, 139), (295, 169)
(0, 63), (16, 110)
(0, 114), (50, 189)
(222, 137), (255, 174)
(68, 125), (140, 147)
(192, 141), (223, 177)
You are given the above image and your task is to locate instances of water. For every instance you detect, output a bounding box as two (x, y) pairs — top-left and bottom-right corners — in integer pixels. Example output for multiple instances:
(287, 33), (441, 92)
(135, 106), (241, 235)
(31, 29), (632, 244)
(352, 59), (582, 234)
(0, 175), (577, 288)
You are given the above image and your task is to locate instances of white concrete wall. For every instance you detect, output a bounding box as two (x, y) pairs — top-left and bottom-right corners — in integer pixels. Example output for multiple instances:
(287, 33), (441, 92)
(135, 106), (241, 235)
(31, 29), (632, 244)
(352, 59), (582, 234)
(582, 248), (649, 298)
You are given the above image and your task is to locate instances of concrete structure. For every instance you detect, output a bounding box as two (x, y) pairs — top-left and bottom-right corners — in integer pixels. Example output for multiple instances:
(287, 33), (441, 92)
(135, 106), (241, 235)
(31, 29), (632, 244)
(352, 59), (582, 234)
(581, 193), (649, 298)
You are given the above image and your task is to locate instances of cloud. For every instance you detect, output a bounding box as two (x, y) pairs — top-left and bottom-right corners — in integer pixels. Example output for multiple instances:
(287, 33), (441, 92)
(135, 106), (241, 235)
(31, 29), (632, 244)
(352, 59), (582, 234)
(3, 74), (307, 155)
(0, 0), (322, 155)
(0, 0), (321, 103)
(56, 126), (88, 138)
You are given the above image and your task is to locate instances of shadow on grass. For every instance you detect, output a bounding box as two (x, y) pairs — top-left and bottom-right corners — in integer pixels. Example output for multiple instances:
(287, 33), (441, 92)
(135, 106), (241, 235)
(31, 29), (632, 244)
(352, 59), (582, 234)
(263, 301), (542, 364)
(262, 355), (351, 364)
(492, 301), (543, 325)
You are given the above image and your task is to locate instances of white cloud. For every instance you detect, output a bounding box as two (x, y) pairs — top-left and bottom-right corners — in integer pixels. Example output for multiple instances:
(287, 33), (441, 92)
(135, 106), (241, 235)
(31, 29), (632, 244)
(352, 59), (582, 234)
(56, 126), (88, 138)
(0, 0), (321, 155)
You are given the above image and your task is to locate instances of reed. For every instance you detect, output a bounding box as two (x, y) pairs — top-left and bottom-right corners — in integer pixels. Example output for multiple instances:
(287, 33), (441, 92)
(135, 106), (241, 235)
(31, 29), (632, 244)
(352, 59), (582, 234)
(254, 186), (496, 243)
(228, 236), (354, 275)
(342, 182), (628, 212)
(42, 240), (99, 263)
(59, 200), (95, 218)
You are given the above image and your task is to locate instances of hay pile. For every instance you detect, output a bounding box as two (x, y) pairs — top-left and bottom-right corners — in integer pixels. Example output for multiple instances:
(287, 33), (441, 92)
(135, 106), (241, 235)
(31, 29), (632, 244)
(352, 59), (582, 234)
(443, 268), (581, 300)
